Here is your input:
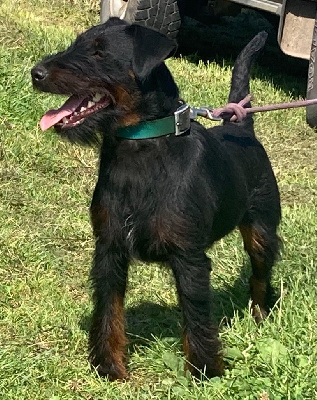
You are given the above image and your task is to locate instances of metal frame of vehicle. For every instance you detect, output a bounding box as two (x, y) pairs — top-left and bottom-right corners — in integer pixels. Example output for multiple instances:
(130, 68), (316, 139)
(229, 0), (283, 15)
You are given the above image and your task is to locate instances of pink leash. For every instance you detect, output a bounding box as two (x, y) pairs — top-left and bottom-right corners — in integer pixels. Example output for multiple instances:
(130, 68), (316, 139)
(211, 94), (317, 122)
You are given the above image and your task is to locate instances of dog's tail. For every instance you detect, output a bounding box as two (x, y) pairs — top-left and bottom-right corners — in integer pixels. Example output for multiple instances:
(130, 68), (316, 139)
(227, 31), (268, 130)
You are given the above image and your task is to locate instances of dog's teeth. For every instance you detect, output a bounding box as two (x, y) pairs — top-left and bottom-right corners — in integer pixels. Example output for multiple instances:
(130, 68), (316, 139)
(80, 107), (86, 112)
(93, 93), (103, 102)
(62, 117), (68, 123)
(88, 101), (95, 108)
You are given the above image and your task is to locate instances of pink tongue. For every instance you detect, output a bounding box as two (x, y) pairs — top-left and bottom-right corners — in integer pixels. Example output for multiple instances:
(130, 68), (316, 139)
(40, 95), (85, 131)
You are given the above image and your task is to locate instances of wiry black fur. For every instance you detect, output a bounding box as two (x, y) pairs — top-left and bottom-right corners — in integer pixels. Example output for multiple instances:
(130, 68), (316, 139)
(32, 19), (281, 381)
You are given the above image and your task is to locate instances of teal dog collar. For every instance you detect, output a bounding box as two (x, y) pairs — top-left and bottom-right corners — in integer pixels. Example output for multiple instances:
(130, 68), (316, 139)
(117, 104), (190, 139)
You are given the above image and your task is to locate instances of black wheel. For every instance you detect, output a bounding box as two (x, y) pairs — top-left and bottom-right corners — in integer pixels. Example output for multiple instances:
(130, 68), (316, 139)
(306, 18), (317, 128)
(100, 0), (181, 39)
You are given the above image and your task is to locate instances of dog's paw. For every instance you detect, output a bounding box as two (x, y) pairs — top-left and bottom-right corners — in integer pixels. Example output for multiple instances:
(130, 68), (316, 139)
(252, 305), (268, 324)
(90, 357), (127, 381)
(185, 356), (224, 380)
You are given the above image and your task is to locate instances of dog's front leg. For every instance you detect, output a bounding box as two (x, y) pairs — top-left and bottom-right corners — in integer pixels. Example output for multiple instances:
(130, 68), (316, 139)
(89, 241), (129, 381)
(170, 252), (224, 379)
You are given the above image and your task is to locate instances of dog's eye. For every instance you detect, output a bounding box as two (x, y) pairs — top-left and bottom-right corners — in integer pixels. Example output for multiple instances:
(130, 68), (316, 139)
(93, 50), (103, 59)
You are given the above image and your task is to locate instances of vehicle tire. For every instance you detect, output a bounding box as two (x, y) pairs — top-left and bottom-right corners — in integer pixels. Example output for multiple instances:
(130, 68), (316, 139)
(100, 0), (181, 39)
(306, 18), (317, 128)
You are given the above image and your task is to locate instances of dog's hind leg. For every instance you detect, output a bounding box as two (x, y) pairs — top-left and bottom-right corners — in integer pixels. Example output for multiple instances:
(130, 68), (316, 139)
(88, 241), (129, 380)
(169, 252), (224, 378)
(239, 220), (280, 323)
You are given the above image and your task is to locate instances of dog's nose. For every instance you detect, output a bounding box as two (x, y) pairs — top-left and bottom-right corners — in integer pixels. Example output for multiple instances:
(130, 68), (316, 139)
(31, 66), (48, 81)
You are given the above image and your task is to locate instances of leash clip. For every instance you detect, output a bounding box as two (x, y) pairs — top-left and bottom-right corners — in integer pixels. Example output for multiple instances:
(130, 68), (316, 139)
(174, 104), (191, 136)
(190, 106), (222, 121)
(174, 103), (222, 137)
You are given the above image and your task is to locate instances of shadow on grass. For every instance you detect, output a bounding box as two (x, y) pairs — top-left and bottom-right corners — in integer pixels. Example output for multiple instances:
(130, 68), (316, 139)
(80, 261), (279, 353)
(176, 11), (308, 99)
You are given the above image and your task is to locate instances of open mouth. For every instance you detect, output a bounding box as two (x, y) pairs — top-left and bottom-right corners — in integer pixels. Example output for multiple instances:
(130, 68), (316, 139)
(39, 93), (111, 131)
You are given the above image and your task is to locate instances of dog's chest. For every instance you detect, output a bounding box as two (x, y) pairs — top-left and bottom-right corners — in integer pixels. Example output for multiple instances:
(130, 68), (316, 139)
(99, 165), (188, 259)
(120, 210), (187, 261)
(119, 196), (183, 258)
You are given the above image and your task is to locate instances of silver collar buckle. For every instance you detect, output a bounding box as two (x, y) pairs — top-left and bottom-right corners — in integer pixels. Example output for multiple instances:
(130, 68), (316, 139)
(174, 104), (191, 136)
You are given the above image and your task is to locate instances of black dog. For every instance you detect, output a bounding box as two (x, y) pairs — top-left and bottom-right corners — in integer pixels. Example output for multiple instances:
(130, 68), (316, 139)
(31, 19), (281, 380)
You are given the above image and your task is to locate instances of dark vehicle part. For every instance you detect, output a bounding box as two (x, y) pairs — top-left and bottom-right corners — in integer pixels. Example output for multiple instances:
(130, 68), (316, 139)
(100, 0), (181, 39)
(278, 0), (317, 127)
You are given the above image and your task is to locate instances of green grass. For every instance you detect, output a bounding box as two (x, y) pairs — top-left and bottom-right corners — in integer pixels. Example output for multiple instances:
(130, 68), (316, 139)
(0, 1), (316, 399)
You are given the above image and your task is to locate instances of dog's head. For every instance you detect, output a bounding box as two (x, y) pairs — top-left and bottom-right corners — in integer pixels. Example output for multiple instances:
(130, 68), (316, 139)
(31, 18), (178, 145)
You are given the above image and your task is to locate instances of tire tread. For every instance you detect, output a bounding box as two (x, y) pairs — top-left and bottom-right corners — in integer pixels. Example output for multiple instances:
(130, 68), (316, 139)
(133, 0), (181, 39)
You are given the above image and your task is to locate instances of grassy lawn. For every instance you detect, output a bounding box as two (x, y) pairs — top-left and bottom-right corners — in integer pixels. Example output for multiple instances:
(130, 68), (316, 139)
(0, 1), (316, 399)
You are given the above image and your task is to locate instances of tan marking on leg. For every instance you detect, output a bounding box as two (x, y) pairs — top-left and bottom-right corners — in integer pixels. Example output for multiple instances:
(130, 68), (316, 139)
(239, 225), (269, 322)
(183, 332), (194, 374)
(107, 294), (128, 380)
(239, 225), (265, 255)
(90, 204), (108, 237)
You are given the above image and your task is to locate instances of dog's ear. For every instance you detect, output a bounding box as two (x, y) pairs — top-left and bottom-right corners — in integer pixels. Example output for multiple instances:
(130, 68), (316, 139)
(127, 24), (177, 80)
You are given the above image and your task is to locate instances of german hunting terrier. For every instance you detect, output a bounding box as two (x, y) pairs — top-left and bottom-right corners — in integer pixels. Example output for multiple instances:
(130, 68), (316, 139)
(31, 19), (280, 380)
